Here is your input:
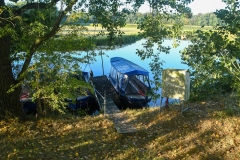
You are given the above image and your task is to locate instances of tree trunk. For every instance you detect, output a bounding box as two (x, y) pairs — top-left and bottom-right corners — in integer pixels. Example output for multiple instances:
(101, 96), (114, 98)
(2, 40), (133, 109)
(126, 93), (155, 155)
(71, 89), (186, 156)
(0, 0), (74, 119)
(0, 36), (24, 119)
(0, 0), (24, 119)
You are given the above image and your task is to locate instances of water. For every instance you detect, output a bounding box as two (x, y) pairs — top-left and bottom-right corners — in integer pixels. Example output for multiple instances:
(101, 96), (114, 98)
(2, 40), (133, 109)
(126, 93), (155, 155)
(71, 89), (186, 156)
(80, 39), (191, 107)
(85, 39), (190, 77)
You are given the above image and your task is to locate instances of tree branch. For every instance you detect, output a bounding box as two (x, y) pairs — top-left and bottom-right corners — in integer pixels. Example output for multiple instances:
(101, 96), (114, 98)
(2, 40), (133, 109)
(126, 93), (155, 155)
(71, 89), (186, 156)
(15, 0), (60, 16)
(18, 0), (78, 79)
(0, 0), (4, 6)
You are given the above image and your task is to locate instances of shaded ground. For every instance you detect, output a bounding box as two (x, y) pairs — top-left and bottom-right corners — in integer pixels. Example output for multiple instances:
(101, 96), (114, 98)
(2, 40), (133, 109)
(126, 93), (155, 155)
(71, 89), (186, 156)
(0, 95), (239, 160)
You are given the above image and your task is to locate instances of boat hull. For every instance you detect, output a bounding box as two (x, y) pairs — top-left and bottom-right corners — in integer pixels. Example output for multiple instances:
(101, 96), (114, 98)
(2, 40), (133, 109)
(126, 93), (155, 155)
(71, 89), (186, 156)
(109, 57), (152, 109)
(120, 94), (151, 108)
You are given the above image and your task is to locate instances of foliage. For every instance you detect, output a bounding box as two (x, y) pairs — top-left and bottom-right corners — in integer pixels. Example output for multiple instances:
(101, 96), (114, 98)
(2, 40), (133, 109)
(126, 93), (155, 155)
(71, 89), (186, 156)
(187, 13), (220, 26)
(148, 56), (165, 107)
(135, 1), (192, 102)
(181, 1), (240, 101)
(0, 0), (143, 118)
(94, 34), (141, 46)
(70, 11), (220, 27)
(12, 27), (97, 114)
(23, 52), (92, 115)
(87, 0), (129, 46)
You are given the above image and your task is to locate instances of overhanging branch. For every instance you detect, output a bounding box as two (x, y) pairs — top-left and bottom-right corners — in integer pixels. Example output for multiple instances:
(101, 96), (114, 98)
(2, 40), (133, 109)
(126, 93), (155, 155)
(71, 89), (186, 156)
(15, 0), (60, 16)
(18, 0), (78, 80)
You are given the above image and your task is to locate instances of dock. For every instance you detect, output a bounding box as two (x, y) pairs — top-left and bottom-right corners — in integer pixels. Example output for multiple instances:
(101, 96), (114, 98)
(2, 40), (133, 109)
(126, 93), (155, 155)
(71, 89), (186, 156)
(91, 75), (138, 133)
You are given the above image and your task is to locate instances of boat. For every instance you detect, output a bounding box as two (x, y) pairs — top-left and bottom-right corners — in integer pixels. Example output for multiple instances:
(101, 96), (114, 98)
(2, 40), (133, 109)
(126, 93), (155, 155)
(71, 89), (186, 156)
(109, 57), (151, 108)
(65, 71), (100, 114)
(20, 69), (99, 115)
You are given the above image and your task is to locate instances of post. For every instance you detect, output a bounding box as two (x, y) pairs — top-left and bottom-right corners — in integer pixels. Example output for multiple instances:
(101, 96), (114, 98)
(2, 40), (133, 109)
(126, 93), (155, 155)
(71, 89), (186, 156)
(180, 100), (190, 116)
(90, 70), (93, 82)
(104, 90), (106, 116)
(101, 50), (104, 75)
(159, 96), (163, 113)
(180, 100), (184, 116)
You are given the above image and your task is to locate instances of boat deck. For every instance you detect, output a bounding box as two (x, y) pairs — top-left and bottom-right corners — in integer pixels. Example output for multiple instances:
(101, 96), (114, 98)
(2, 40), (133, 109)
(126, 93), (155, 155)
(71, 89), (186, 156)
(91, 75), (138, 133)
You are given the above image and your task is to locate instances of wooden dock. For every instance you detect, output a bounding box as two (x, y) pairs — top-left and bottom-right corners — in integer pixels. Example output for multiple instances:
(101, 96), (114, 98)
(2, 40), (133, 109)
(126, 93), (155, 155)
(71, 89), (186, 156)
(91, 75), (119, 103)
(91, 75), (138, 133)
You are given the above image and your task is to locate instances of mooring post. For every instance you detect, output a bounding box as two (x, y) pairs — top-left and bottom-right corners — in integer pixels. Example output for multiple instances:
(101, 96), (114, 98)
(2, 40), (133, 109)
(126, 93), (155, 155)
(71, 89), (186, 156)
(101, 50), (104, 75)
(104, 90), (106, 116)
(159, 96), (163, 113)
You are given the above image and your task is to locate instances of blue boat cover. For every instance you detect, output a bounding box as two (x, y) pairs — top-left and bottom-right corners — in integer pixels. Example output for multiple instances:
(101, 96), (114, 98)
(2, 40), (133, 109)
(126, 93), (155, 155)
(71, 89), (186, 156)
(110, 57), (149, 76)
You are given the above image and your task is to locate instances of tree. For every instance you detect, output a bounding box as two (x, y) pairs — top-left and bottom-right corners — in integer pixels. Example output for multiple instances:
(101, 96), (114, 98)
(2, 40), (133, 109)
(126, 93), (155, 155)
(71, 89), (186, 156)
(0, 0), (80, 118)
(0, 0), (132, 119)
(135, 0), (192, 105)
(181, 0), (240, 100)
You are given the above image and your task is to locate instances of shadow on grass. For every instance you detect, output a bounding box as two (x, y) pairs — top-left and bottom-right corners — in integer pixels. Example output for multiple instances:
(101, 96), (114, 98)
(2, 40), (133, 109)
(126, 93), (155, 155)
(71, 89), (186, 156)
(0, 98), (239, 159)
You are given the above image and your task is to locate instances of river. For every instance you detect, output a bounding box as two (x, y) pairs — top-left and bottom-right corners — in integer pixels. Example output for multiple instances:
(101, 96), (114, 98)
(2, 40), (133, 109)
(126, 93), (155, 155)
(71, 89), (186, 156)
(85, 39), (189, 78)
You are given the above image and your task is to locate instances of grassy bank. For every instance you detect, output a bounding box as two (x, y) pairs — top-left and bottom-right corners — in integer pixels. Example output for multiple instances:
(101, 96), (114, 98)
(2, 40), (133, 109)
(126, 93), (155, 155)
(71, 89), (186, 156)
(183, 25), (214, 31)
(94, 34), (142, 46)
(59, 24), (212, 37)
(47, 34), (141, 52)
(1, 94), (239, 159)
(55, 24), (211, 51)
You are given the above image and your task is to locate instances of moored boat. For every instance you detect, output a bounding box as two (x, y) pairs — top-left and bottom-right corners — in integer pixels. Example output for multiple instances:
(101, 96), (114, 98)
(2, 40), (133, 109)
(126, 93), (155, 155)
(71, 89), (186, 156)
(109, 57), (151, 108)
(20, 69), (98, 115)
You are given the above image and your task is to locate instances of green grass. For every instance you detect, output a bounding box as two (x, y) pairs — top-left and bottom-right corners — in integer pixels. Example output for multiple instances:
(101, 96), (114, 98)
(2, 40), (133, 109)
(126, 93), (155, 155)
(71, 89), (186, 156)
(1, 94), (239, 159)
(183, 25), (214, 31)
(83, 26), (141, 35)
(124, 24), (139, 28)
(59, 24), (213, 37)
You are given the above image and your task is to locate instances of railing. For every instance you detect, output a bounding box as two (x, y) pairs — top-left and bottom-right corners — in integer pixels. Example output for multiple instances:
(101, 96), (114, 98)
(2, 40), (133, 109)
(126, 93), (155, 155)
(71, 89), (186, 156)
(91, 81), (107, 116)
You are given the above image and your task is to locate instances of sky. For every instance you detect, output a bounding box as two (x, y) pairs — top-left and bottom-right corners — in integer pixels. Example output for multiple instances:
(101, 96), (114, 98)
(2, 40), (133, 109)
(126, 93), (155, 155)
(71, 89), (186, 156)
(139, 0), (227, 15)
(188, 0), (226, 15)
(5, 0), (227, 15)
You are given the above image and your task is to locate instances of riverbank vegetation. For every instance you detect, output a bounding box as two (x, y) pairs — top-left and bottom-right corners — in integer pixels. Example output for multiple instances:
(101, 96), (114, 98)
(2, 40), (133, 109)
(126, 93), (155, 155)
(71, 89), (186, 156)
(60, 24), (213, 34)
(58, 24), (213, 38)
(52, 24), (213, 52)
(181, 2), (240, 101)
(68, 12), (221, 27)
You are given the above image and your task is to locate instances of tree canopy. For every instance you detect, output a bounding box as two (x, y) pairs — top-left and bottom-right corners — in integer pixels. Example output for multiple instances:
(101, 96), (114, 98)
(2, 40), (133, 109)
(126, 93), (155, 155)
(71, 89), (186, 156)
(181, 0), (240, 100)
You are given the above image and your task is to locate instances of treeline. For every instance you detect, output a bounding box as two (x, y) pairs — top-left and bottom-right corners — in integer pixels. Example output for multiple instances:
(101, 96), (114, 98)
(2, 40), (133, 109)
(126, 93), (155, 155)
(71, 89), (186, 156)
(183, 13), (220, 26)
(66, 12), (220, 27)
(125, 12), (220, 26)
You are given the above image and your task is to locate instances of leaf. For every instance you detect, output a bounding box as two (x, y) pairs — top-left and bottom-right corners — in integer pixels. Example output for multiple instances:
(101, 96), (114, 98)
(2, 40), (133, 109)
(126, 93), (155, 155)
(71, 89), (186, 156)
(75, 152), (79, 157)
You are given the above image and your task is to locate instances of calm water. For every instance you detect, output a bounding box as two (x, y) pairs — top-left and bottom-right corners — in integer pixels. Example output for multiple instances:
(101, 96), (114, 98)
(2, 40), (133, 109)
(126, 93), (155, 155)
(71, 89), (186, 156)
(85, 39), (190, 78)
(80, 39), (191, 106)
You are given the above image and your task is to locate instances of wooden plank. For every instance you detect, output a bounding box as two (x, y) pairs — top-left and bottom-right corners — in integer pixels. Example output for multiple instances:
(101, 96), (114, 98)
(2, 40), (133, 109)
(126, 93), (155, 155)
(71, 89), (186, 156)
(91, 75), (138, 133)
(92, 75), (118, 99)
(105, 99), (138, 133)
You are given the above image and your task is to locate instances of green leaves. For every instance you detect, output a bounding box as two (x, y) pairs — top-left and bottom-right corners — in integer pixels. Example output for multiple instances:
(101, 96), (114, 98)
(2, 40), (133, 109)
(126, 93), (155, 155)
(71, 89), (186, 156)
(135, 0), (190, 103)
(23, 51), (93, 114)
(87, 0), (128, 46)
(181, 1), (240, 100)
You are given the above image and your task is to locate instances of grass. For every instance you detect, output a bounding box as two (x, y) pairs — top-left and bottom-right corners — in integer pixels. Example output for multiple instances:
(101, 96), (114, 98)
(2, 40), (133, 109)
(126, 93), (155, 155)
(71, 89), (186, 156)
(183, 25), (214, 31)
(59, 26), (141, 36)
(1, 94), (239, 159)
(59, 24), (213, 37)
(87, 26), (141, 35)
